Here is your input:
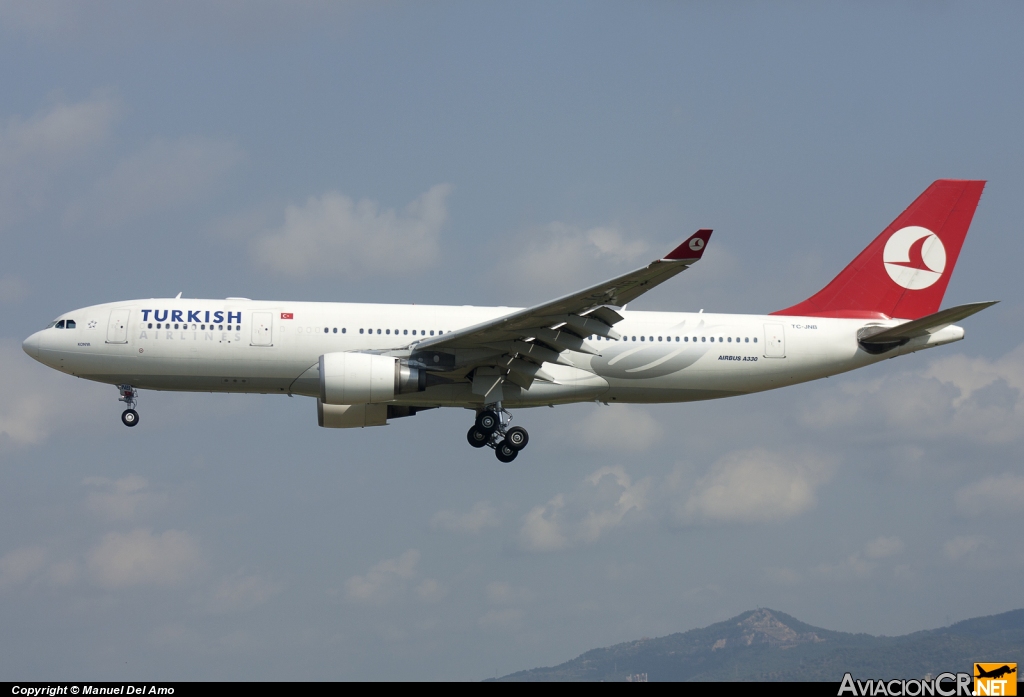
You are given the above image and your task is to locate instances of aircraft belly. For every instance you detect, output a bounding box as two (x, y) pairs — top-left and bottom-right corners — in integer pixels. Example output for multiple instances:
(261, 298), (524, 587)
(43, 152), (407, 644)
(79, 374), (293, 393)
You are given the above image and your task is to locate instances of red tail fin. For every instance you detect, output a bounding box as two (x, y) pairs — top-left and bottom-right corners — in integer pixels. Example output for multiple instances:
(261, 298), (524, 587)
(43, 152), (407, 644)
(772, 180), (985, 320)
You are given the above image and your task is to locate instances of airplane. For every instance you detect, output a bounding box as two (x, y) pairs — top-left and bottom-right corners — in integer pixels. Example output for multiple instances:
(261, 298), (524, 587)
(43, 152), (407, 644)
(975, 665), (1016, 680)
(22, 179), (995, 462)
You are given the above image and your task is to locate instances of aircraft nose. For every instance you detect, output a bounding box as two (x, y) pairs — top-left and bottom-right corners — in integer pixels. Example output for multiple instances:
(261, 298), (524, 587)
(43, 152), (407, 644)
(22, 332), (41, 359)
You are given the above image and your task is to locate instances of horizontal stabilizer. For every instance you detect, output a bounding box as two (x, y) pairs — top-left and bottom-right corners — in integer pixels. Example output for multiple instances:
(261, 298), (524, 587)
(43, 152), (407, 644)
(859, 301), (998, 344)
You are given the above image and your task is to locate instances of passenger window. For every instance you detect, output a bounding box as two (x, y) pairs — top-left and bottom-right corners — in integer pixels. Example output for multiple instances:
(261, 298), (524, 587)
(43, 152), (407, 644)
(430, 330), (435, 336)
(66, 320), (76, 329)
(658, 336), (662, 342)
(148, 323), (153, 329)
(684, 336), (688, 342)
(174, 323), (179, 329)
(701, 337), (706, 342)
(360, 328), (364, 334)
(754, 337), (758, 343)
(403, 329), (408, 335)
(728, 337), (732, 342)
(342, 328), (346, 333)
(640, 336), (645, 341)
(631, 336), (636, 341)
(377, 329), (381, 334)
(745, 337), (749, 343)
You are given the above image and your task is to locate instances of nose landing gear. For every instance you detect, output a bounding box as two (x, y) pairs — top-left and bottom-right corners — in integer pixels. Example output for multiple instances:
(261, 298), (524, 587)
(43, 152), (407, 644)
(118, 385), (139, 427)
(467, 404), (528, 462)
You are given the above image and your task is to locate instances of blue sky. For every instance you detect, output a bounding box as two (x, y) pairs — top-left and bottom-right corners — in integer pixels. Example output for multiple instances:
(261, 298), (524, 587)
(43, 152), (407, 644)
(0, 1), (1022, 680)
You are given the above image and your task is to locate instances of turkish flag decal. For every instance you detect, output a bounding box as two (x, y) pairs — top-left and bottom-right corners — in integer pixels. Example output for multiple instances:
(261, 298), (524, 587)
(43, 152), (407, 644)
(280, 312), (294, 319)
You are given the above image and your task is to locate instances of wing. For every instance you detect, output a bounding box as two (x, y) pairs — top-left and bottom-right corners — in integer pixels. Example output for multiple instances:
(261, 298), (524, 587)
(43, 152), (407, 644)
(859, 301), (997, 344)
(405, 229), (712, 390)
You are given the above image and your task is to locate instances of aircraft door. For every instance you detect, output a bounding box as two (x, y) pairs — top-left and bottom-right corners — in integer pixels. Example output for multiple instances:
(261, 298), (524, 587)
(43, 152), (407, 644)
(251, 311), (273, 346)
(763, 323), (786, 358)
(105, 309), (130, 344)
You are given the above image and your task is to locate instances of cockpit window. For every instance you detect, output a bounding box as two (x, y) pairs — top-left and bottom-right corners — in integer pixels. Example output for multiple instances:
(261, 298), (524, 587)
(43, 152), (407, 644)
(65, 320), (76, 329)
(55, 320), (65, 329)
(45, 320), (58, 329)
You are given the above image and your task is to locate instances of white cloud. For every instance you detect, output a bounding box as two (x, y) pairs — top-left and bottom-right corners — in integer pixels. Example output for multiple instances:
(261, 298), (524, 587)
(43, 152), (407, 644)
(0, 340), (106, 446)
(678, 449), (834, 524)
(87, 529), (202, 589)
(815, 552), (876, 579)
(0, 95), (118, 229)
(943, 535), (994, 561)
(518, 494), (569, 553)
(0, 343), (59, 445)
(0, 546), (47, 588)
(208, 572), (282, 613)
(572, 404), (662, 452)
(252, 184), (451, 278)
(65, 136), (243, 228)
(485, 581), (533, 606)
(498, 222), (649, 299)
(430, 501), (500, 535)
(518, 466), (651, 552)
(414, 578), (446, 603)
(816, 537), (907, 579)
(863, 536), (903, 559)
(955, 474), (1024, 517)
(801, 344), (1024, 446)
(345, 549), (420, 604)
(83, 475), (167, 521)
(0, 94), (117, 167)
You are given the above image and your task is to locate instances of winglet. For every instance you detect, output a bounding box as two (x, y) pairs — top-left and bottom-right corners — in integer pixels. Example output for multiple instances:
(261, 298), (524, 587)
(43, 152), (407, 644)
(664, 229), (713, 261)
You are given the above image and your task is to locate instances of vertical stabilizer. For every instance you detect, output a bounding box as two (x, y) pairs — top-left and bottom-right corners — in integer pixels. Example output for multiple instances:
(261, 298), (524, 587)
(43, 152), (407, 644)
(773, 180), (985, 320)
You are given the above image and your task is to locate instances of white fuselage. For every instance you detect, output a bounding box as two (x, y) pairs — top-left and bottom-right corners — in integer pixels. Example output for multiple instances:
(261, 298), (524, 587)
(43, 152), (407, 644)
(22, 298), (965, 409)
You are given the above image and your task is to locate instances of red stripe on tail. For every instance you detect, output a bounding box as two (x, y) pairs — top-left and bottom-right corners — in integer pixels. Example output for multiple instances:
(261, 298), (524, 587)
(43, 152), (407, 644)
(772, 179), (985, 320)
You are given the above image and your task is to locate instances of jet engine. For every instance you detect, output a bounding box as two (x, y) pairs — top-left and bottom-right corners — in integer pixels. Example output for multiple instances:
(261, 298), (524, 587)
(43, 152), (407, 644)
(318, 352), (426, 405)
(317, 401), (388, 428)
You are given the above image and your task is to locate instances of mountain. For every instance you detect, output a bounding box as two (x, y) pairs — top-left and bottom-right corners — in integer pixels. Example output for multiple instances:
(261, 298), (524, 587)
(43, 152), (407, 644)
(493, 608), (1024, 682)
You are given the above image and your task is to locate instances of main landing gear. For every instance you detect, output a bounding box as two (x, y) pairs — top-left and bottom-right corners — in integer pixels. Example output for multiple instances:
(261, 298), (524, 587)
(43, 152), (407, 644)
(466, 404), (529, 462)
(118, 385), (139, 427)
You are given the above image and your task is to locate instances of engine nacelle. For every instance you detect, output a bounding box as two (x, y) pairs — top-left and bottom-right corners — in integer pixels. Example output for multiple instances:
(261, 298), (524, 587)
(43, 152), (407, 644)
(317, 401), (388, 428)
(319, 352), (426, 405)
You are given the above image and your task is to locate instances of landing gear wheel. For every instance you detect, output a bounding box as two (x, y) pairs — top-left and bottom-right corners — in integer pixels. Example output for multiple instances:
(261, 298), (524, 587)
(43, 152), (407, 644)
(495, 440), (518, 463)
(505, 426), (529, 450)
(467, 426), (490, 448)
(475, 410), (499, 434)
(121, 409), (139, 427)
